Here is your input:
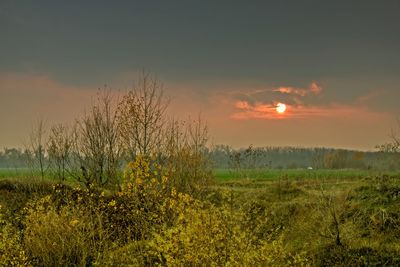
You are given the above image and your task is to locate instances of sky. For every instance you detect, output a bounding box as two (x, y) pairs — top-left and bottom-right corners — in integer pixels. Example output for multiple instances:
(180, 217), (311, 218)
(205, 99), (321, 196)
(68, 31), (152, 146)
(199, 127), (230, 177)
(1, 0), (400, 150)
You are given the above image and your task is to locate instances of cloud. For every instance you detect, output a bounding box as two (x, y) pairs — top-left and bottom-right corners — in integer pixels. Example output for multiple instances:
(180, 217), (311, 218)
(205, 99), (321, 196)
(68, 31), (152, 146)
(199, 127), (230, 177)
(272, 81), (322, 97)
(273, 87), (308, 97)
(309, 81), (322, 94)
(231, 100), (386, 121)
(231, 101), (282, 120)
(234, 100), (251, 109)
(228, 80), (390, 122)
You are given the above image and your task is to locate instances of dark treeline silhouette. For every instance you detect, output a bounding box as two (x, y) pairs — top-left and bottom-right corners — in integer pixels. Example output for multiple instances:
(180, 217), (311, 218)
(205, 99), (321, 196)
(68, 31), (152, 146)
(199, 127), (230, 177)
(210, 145), (400, 170)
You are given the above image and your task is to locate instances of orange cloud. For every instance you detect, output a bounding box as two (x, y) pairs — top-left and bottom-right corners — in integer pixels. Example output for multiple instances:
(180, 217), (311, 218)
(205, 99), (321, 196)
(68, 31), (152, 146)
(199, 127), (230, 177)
(273, 87), (308, 96)
(234, 100), (251, 109)
(232, 101), (283, 120)
(231, 100), (386, 121)
(273, 81), (322, 96)
(309, 81), (322, 94)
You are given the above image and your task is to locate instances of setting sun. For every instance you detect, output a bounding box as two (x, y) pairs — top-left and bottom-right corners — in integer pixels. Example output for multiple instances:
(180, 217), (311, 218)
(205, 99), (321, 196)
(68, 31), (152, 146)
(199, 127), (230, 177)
(276, 103), (287, 114)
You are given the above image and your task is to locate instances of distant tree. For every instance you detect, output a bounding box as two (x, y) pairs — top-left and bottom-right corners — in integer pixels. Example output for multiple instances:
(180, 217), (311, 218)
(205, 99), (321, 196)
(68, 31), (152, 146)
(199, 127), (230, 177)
(323, 150), (348, 169)
(312, 148), (327, 169)
(1, 147), (25, 170)
(210, 144), (232, 168)
(229, 149), (243, 173)
(348, 151), (366, 169)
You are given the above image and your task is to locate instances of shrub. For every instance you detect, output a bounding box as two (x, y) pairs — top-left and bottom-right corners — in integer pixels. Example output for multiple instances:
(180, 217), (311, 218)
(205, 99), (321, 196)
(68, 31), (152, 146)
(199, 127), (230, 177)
(0, 205), (30, 266)
(23, 195), (109, 266)
(150, 190), (308, 266)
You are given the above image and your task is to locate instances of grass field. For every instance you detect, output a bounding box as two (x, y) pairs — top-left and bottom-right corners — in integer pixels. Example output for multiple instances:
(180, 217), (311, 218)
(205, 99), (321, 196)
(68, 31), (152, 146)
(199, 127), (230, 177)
(213, 167), (400, 182)
(0, 167), (31, 179)
(3, 167), (397, 182)
(2, 166), (400, 265)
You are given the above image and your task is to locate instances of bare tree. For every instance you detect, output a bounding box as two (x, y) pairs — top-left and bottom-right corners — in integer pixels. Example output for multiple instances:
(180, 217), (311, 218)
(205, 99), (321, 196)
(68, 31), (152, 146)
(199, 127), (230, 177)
(75, 89), (122, 187)
(187, 116), (211, 184)
(102, 90), (123, 186)
(26, 119), (47, 179)
(376, 120), (400, 170)
(47, 124), (73, 181)
(117, 72), (168, 158)
(162, 116), (213, 194)
(313, 185), (351, 247)
(377, 120), (400, 153)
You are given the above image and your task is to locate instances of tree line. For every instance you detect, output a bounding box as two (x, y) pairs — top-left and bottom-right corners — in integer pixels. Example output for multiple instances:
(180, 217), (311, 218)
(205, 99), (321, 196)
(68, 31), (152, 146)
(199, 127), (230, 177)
(210, 145), (400, 170)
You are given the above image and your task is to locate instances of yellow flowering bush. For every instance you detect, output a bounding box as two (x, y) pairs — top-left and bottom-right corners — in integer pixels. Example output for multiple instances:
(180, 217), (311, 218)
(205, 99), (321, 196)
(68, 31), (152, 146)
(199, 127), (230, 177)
(149, 189), (309, 266)
(103, 155), (172, 241)
(22, 194), (109, 266)
(0, 205), (30, 266)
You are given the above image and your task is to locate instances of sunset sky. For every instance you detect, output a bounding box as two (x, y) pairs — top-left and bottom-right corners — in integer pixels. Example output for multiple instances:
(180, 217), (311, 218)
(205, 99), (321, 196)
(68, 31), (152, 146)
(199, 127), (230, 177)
(1, 1), (400, 150)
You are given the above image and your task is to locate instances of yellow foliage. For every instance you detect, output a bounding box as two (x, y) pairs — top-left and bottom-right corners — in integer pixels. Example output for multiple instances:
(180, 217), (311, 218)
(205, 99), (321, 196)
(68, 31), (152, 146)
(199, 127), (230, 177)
(150, 190), (308, 266)
(0, 206), (31, 266)
(1, 157), (311, 266)
(23, 198), (106, 266)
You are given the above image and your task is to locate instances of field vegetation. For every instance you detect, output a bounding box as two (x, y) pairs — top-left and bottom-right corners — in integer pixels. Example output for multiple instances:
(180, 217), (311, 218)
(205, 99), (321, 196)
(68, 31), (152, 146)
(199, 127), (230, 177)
(3, 163), (400, 266)
(1, 74), (400, 266)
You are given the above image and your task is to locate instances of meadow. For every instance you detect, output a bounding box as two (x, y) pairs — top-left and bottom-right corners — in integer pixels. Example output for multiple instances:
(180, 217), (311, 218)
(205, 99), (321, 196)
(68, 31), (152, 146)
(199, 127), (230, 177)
(2, 163), (400, 266)
(0, 168), (33, 179)
(213, 168), (400, 182)
(2, 166), (397, 182)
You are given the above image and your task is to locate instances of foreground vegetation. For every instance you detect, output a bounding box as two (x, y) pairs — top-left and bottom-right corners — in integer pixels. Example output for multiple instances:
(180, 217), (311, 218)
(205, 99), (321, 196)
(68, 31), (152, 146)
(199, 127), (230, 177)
(2, 159), (400, 266)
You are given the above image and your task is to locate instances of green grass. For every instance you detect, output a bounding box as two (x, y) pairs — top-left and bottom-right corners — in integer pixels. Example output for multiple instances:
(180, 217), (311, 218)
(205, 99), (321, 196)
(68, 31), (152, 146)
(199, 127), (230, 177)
(3, 167), (399, 187)
(0, 168), (31, 179)
(0, 168), (67, 182)
(2, 166), (394, 183)
(213, 168), (400, 182)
